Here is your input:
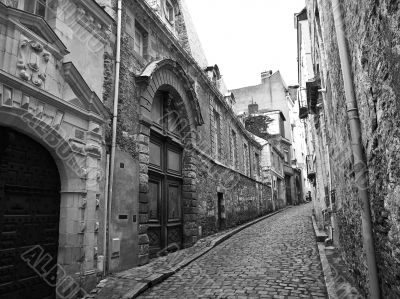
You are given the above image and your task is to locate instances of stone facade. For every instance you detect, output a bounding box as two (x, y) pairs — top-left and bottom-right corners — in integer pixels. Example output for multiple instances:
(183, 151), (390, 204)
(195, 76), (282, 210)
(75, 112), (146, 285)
(231, 73), (306, 207)
(297, 1), (400, 297)
(101, 0), (273, 276)
(0, 0), (113, 296)
(0, 0), (275, 297)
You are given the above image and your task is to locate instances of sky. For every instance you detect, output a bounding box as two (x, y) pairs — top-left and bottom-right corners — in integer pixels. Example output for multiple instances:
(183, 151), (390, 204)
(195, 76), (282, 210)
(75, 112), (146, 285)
(185, 0), (306, 90)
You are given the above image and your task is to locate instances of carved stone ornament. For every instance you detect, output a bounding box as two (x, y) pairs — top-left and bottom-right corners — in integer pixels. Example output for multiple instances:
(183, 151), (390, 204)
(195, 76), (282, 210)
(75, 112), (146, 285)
(1, 0), (18, 8)
(17, 35), (50, 88)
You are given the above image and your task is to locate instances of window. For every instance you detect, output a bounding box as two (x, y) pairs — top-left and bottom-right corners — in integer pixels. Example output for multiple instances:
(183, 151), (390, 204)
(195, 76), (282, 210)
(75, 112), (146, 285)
(25, 0), (47, 18)
(134, 27), (144, 56)
(254, 153), (260, 177)
(230, 130), (237, 169)
(151, 92), (182, 137)
(284, 150), (289, 164)
(279, 116), (285, 137)
(134, 21), (148, 58)
(243, 143), (249, 176)
(165, 0), (174, 24)
(213, 110), (221, 160)
(2, 85), (13, 107)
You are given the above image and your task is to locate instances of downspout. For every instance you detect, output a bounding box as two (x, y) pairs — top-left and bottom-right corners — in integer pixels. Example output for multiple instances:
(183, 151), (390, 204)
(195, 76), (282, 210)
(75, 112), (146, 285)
(106, 0), (122, 274)
(331, 1), (380, 298)
(102, 154), (110, 276)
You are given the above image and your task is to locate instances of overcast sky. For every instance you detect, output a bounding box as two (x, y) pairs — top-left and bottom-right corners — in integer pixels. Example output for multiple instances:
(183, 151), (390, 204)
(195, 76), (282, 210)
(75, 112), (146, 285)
(185, 0), (306, 90)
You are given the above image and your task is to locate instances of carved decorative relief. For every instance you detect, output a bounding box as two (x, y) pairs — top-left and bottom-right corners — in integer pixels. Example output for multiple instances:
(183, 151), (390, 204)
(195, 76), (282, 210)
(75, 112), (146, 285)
(146, 0), (161, 13)
(75, 5), (111, 41)
(17, 35), (50, 88)
(0, 0), (18, 8)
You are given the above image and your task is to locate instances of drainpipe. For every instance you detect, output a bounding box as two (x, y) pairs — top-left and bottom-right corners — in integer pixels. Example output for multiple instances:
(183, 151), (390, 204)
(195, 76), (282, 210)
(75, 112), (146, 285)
(331, 1), (380, 297)
(106, 0), (122, 274)
(102, 153), (110, 276)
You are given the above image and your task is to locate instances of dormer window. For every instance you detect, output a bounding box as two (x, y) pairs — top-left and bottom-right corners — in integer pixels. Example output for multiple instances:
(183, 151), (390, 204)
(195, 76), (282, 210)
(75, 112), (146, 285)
(25, 0), (47, 19)
(165, 0), (175, 24)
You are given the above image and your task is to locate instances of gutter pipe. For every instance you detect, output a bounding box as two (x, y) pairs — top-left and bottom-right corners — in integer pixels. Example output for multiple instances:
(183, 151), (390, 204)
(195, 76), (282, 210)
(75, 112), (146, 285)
(331, 1), (380, 297)
(102, 153), (110, 276)
(106, 0), (122, 274)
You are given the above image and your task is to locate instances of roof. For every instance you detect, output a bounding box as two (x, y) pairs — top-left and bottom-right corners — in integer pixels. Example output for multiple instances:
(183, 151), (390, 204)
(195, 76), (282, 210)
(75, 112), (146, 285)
(230, 70), (290, 115)
(252, 134), (268, 146)
(256, 109), (286, 121)
(178, 0), (209, 68)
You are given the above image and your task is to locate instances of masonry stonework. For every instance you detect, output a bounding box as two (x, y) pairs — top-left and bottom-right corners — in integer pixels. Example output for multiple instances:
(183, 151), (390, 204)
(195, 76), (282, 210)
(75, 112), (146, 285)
(305, 0), (400, 296)
(102, 0), (273, 272)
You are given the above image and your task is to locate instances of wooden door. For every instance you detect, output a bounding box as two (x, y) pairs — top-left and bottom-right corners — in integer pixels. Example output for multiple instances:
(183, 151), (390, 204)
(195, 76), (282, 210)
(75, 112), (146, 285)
(0, 127), (60, 299)
(148, 133), (183, 257)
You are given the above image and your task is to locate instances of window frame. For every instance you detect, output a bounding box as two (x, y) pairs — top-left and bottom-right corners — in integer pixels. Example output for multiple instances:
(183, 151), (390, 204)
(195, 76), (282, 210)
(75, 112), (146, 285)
(284, 150), (290, 164)
(25, 0), (47, 19)
(243, 143), (249, 176)
(165, 0), (175, 25)
(254, 152), (260, 177)
(2, 85), (13, 107)
(213, 109), (221, 160)
(230, 130), (237, 169)
(134, 27), (144, 56)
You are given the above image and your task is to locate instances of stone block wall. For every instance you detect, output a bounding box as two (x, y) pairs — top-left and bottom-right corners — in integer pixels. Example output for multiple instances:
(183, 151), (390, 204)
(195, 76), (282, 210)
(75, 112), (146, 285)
(196, 152), (273, 237)
(307, 0), (400, 296)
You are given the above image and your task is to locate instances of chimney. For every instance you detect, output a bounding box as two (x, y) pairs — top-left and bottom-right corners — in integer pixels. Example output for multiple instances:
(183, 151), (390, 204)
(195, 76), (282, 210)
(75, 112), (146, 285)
(261, 70), (273, 84)
(248, 102), (259, 114)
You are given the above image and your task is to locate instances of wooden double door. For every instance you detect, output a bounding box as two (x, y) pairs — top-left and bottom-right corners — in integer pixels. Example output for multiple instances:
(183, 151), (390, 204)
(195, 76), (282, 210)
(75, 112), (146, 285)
(0, 127), (60, 299)
(148, 132), (183, 257)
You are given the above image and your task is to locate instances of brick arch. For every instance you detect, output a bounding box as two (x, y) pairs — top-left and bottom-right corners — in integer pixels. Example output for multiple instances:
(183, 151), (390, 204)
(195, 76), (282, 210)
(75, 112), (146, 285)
(135, 59), (201, 265)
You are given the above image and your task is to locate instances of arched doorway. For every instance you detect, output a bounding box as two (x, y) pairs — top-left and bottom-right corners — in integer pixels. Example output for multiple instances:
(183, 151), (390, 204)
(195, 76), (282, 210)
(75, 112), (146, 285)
(148, 90), (184, 257)
(0, 127), (60, 299)
(136, 59), (204, 263)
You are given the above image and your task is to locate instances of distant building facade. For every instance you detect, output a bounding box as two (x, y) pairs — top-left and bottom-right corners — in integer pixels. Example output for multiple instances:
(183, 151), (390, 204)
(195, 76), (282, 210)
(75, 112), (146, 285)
(231, 72), (306, 206)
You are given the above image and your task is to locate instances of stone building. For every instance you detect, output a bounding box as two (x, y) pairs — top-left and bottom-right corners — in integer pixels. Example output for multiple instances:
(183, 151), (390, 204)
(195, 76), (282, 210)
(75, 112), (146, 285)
(105, 0), (272, 273)
(296, 1), (400, 297)
(0, 0), (113, 297)
(252, 134), (285, 210)
(0, 0), (274, 297)
(231, 72), (305, 206)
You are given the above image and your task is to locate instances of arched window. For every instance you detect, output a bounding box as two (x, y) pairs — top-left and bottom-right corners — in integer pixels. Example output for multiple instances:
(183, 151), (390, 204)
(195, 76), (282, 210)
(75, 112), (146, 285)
(148, 90), (183, 256)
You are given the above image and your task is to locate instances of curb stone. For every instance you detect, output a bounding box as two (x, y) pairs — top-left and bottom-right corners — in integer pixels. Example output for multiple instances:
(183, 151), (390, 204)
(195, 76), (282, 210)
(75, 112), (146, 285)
(311, 214), (328, 242)
(91, 206), (291, 299)
(310, 215), (337, 299)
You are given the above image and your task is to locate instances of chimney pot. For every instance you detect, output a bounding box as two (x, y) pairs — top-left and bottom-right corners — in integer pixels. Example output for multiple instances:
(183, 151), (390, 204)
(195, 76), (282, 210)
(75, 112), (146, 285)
(248, 102), (259, 114)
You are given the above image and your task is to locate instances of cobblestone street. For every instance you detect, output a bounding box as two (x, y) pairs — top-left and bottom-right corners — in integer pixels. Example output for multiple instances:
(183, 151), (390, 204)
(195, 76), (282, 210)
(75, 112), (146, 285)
(138, 204), (327, 298)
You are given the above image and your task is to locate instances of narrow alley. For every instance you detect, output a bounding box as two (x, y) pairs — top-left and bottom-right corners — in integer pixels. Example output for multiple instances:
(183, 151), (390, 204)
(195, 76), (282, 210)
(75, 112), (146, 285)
(2, 0), (399, 298)
(138, 204), (327, 298)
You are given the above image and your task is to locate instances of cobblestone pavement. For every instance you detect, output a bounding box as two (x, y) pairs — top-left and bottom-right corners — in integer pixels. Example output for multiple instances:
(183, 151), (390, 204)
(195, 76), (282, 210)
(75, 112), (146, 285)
(138, 203), (327, 299)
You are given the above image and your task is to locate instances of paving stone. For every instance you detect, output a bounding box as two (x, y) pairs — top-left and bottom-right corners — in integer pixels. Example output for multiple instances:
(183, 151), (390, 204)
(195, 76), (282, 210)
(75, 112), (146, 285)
(138, 204), (328, 298)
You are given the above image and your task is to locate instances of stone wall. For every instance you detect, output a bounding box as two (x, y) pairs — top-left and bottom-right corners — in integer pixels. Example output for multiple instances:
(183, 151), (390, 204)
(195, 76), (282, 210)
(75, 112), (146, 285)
(105, 0), (272, 269)
(196, 153), (273, 237)
(306, 0), (400, 296)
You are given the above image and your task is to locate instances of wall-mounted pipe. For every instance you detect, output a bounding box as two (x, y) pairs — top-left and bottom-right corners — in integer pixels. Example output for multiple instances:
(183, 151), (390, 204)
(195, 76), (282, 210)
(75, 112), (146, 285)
(102, 153), (110, 276)
(331, 0), (380, 297)
(106, 0), (122, 274)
